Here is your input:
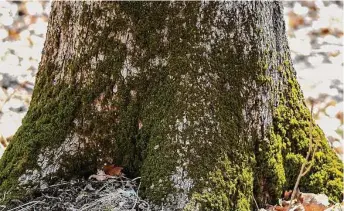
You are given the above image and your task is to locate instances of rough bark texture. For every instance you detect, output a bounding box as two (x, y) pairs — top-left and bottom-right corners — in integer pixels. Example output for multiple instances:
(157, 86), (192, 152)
(0, 2), (342, 210)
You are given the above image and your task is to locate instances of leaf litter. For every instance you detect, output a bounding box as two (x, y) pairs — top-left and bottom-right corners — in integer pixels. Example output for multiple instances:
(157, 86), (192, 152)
(1, 169), (150, 211)
(259, 189), (344, 211)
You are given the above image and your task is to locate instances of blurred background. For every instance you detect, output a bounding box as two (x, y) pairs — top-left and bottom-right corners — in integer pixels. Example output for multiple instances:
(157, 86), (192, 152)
(0, 1), (343, 160)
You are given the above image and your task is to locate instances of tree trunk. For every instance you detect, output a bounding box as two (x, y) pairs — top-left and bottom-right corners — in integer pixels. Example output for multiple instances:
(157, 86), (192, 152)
(0, 1), (342, 210)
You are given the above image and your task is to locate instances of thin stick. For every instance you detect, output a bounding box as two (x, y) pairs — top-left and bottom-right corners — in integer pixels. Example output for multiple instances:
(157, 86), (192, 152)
(7, 201), (45, 211)
(289, 103), (315, 208)
(0, 87), (18, 112)
(252, 194), (259, 211)
(132, 179), (141, 210)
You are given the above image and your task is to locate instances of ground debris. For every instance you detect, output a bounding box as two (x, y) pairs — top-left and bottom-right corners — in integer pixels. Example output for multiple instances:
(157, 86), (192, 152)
(259, 191), (344, 211)
(1, 176), (150, 211)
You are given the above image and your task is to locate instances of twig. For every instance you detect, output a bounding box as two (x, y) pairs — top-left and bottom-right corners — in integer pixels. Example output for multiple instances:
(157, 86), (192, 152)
(289, 102), (316, 209)
(48, 181), (69, 188)
(95, 183), (108, 194)
(0, 87), (18, 112)
(301, 143), (318, 177)
(7, 201), (45, 211)
(252, 194), (259, 211)
(132, 177), (141, 210)
(1, 191), (9, 203)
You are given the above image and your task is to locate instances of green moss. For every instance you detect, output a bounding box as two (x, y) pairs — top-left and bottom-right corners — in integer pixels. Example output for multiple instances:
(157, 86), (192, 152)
(254, 129), (286, 204)
(0, 3), (136, 201)
(134, 2), (262, 208)
(0, 63), (81, 200)
(257, 75), (273, 85)
(185, 155), (253, 210)
(253, 51), (343, 205)
(269, 58), (343, 202)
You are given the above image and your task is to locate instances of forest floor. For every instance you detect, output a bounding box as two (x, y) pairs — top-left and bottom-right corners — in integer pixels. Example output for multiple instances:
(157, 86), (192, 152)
(1, 174), (150, 211)
(0, 1), (343, 211)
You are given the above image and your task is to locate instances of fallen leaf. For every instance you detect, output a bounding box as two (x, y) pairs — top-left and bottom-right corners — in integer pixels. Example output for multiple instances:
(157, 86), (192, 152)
(284, 190), (292, 200)
(304, 203), (326, 211)
(8, 29), (20, 40)
(335, 111), (343, 124)
(89, 170), (109, 181)
(320, 28), (330, 36)
(103, 164), (123, 176)
(288, 11), (305, 29)
(274, 205), (288, 211)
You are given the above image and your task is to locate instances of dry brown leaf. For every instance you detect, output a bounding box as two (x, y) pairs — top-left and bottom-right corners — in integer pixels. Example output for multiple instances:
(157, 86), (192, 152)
(0, 134), (8, 148)
(304, 203), (327, 211)
(288, 11), (305, 29)
(284, 190), (293, 200)
(103, 164), (123, 176)
(335, 111), (343, 124)
(274, 205), (289, 211)
(8, 29), (20, 40)
(320, 28), (330, 36)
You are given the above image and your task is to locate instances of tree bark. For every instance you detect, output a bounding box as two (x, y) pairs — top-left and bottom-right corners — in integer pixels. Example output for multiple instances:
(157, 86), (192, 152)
(0, 1), (342, 210)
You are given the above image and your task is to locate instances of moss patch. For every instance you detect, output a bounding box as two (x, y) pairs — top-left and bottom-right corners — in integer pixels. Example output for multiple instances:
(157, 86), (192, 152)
(186, 155), (253, 210)
(270, 57), (343, 202)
